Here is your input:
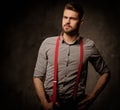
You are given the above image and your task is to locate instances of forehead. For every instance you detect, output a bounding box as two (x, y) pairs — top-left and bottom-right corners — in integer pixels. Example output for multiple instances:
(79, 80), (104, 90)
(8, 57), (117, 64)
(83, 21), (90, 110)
(63, 9), (79, 18)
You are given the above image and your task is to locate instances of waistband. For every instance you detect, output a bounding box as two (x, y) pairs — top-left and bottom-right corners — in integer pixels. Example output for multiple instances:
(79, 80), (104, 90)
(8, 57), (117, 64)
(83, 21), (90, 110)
(46, 93), (86, 104)
(57, 94), (86, 104)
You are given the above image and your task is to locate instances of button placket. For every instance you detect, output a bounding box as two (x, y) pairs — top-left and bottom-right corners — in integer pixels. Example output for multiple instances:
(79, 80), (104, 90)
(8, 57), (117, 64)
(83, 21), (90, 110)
(61, 44), (70, 94)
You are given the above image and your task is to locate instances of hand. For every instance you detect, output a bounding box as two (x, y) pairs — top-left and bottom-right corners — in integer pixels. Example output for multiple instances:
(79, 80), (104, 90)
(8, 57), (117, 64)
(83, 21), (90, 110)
(53, 102), (60, 110)
(42, 102), (54, 110)
(43, 102), (60, 110)
(78, 94), (95, 110)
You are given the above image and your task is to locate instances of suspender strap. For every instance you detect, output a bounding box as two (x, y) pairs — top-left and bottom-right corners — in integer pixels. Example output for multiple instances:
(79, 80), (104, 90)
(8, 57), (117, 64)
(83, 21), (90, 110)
(52, 36), (83, 103)
(52, 36), (60, 103)
(73, 37), (83, 98)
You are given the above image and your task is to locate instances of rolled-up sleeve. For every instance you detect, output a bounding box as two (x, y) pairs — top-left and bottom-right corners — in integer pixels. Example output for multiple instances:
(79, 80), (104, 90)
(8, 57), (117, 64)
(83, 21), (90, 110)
(33, 39), (48, 82)
(89, 41), (110, 75)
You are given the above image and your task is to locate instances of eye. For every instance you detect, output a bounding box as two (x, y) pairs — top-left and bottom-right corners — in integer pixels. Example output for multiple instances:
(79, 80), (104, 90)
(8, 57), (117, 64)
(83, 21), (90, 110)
(70, 17), (78, 20)
(63, 16), (68, 19)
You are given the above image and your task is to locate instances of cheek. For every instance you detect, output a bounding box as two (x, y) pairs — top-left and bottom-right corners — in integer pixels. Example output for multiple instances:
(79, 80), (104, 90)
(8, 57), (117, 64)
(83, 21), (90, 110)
(71, 22), (79, 28)
(75, 22), (80, 28)
(62, 19), (65, 25)
(62, 22), (64, 28)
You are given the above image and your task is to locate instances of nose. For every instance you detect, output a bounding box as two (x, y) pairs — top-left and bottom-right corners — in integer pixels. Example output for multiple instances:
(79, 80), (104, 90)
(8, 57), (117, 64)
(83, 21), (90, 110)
(66, 18), (70, 23)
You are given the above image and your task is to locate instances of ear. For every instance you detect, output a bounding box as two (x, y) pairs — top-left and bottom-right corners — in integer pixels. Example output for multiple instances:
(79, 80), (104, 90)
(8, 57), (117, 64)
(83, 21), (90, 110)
(80, 19), (84, 25)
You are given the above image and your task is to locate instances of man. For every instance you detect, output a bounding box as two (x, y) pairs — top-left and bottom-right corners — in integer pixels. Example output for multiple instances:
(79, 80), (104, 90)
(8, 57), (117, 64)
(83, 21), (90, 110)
(33, 2), (111, 110)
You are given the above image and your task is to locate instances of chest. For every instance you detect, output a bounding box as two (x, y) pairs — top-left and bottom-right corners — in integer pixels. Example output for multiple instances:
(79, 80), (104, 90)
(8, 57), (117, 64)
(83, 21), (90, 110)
(46, 43), (92, 66)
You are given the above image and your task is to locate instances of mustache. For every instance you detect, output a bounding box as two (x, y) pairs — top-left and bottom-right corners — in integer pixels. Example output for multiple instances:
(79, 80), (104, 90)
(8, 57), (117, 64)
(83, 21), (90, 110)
(64, 24), (71, 27)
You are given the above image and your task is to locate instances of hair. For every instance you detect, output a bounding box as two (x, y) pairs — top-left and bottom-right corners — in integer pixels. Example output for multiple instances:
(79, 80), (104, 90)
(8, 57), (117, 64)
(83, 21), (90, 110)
(64, 2), (84, 19)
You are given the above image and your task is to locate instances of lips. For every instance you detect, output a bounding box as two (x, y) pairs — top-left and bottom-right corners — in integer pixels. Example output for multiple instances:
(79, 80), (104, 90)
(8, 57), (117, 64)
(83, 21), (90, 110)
(64, 24), (70, 26)
(64, 24), (71, 28)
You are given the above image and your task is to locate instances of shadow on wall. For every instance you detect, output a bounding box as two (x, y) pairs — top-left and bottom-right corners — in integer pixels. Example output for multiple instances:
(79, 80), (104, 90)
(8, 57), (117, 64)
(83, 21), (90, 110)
(1, 0), (120, 110)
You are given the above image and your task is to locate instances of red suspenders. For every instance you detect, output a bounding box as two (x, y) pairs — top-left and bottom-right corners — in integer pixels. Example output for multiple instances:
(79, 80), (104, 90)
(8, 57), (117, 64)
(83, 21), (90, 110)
(52, 36), (60, 103)
(73, 37), (83, 97)
(51, 36), (83, 103)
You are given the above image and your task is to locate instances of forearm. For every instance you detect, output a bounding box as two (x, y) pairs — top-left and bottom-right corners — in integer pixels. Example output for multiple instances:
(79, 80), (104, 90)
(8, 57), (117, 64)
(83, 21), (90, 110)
(90, 72), (111, 98)
(33, 77), (48, 105)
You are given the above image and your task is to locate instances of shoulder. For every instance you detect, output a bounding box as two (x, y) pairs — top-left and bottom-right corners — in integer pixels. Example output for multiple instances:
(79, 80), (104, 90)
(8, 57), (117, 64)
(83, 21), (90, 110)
(42, 36), (58, 45)
(38, 36), (58, 51)
(82, 37), (95, 47)
(40, 36), (58, 47)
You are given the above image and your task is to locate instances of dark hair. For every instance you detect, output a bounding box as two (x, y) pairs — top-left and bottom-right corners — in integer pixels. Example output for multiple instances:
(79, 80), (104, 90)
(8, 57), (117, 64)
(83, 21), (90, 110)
(64, 2), (84, 19)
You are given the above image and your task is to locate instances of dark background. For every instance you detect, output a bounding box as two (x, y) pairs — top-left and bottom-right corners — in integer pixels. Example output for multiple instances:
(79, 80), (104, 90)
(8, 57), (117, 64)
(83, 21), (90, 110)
(1, 0), (120, 110)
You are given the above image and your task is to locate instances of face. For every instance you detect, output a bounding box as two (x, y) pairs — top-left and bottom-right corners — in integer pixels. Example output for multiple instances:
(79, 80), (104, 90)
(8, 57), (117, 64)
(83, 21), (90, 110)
(62, 9), (82, 35)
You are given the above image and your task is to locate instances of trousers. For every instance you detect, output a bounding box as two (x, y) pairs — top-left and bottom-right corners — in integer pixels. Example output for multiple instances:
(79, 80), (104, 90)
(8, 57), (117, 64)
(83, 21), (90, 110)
(53, 99), (77, 110)
(46, 94), (87, 110)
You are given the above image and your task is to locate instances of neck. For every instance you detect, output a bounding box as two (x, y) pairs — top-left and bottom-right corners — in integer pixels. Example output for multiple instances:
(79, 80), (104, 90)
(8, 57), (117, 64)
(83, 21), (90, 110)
(63, 33), (79, 44)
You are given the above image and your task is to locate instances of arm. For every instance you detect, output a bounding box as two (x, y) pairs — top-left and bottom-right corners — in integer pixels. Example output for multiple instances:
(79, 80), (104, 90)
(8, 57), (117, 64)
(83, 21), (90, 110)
(33, 38), (54, 110)
(78, 72), (111, 109)
(84, 40), (111, 103)
(33, 77), (53, 110)
(89, 72), (110, 99)
(78, 40), (111, 109)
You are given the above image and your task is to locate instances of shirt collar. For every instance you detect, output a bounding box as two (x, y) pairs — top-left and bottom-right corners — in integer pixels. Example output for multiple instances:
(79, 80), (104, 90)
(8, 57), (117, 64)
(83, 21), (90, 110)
(59, 32), (81, 45)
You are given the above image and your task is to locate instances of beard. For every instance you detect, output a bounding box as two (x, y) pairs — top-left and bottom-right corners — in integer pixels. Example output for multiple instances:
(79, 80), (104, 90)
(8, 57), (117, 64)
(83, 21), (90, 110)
(62, 24), (79, 36)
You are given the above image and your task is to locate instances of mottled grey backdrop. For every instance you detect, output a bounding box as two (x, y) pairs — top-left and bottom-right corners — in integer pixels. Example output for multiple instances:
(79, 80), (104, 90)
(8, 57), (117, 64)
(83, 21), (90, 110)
(1, 0), (120, 110)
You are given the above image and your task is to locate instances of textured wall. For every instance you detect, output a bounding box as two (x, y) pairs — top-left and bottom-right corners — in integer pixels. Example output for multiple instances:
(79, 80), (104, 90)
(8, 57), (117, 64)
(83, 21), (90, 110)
(1, 0), (120, 110)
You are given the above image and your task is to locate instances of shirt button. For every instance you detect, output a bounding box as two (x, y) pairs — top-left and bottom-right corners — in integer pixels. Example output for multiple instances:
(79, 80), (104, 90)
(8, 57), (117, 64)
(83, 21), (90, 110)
(63, 82), (66, 87)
